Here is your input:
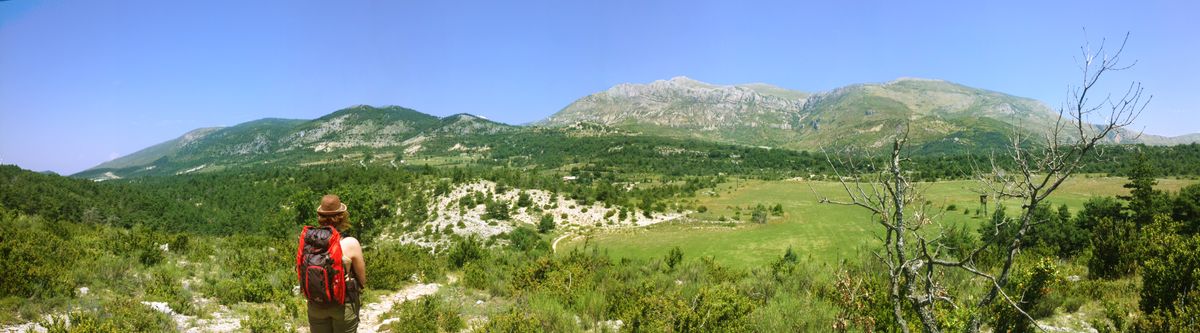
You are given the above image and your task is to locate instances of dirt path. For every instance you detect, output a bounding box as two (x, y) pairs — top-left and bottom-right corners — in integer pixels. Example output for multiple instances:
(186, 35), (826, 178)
(358, 276), (451, 333)
(552, 233), (573, 253)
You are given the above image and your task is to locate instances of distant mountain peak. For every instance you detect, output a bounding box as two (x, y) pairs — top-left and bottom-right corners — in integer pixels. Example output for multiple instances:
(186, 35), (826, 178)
(542, 77), (809, 141)
(445, 113), (482, 121)
(888, 77), (945, 84)
(666, 76), (707, 85)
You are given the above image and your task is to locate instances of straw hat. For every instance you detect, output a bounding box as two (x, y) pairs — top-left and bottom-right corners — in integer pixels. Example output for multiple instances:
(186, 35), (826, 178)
(316, 194), (348, 216)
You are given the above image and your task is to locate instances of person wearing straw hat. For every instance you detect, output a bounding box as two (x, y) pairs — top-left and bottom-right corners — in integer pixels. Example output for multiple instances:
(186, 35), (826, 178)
(307, 194), (367, 333)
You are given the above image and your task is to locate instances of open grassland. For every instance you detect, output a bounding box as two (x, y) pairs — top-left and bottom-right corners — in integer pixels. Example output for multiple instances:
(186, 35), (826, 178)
(562, 176), (1197, 269)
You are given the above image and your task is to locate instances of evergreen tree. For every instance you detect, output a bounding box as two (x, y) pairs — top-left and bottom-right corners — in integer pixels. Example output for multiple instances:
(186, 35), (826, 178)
(484, 199), (511, 221)
(537, 214), (555, 233)
(516, 191), (533, 208)
(1120, 150), (1165, 227)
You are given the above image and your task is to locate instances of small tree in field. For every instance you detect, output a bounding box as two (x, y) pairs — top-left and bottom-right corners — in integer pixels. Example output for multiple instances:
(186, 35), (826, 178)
(751, 204), (769, 224)
(537, 214), (555, 233)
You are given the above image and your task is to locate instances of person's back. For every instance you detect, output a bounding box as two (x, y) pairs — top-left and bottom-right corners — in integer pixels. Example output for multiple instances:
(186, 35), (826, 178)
(305, 194), (367, 333)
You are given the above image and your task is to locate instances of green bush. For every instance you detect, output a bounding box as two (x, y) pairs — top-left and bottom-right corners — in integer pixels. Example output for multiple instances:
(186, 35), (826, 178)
(367, 243), (442, 290)
(994, 258), (1060, 333)
(665, 246), (683, 272)
(0, 215), (82, 298)
(448, 235), (485, 268)
(42, 298), (173, 333)
(1138, 219), (1200, 315)
(508, 227), (547, 252)
(1132, 291), (1200, 332)
(203, 236), (293, 304)
(524, 292), (580, 332)
(1074, 197), (1125, 231)
(170, 233), (190, 254)
(538, 214), (555, 233)
(244, 306), (293, 333)
(484, 199), (511, 220)
(1174, 183), (1200, 234)
(480, 308), (541, 332)
(385, 296), (464, 333)
(1088, 216), (1138, 279)
(462, 260), (512, 297)
(749, 292), (836, 332)
(751, 204), (768, 224)
(1017, 203), (1090, 259)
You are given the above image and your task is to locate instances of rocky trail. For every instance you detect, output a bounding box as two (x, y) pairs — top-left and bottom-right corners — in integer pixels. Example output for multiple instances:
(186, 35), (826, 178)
(358, 278), (447, 333)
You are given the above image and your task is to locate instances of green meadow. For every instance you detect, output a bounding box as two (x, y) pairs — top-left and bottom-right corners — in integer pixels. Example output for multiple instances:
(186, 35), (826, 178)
(562, 176), (1197, 269)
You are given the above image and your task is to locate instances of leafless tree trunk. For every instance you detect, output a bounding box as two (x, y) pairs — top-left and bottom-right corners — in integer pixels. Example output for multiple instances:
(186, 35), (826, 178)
(814, 33), (1149, 332)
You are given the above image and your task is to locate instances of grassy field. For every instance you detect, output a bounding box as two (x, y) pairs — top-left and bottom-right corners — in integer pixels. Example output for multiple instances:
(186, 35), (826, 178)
(561, 176), (1196, 269)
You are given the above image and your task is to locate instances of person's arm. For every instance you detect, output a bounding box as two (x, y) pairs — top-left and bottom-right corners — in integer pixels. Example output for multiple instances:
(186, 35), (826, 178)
(344, 237), (367, 287)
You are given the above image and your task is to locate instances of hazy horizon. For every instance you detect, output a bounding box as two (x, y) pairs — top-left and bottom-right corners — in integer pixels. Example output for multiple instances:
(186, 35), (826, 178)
(2, 0), (1198, 174)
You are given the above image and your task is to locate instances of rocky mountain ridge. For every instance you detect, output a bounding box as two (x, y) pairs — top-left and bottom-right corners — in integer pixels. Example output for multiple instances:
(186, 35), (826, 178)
(78, 105), (513, 179)
(542, 76), (1197, 150)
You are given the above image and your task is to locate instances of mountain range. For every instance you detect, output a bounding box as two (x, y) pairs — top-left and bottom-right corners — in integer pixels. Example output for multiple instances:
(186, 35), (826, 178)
(75, 77), (1198, 180)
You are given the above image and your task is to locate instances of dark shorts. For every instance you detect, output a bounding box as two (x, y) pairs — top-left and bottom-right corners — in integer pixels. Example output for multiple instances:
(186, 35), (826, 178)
(307, 301), (360, 333)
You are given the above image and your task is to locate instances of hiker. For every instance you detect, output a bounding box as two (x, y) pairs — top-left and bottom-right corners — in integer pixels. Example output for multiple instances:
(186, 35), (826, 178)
(298, 194), (367, 333)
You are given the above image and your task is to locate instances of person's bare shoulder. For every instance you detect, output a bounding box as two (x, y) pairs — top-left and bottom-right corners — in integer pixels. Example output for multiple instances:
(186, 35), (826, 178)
(340, 237), (362, 255)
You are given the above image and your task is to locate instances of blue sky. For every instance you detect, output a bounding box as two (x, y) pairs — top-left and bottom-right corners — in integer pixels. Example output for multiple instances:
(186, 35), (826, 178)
(1, 0), (1197, 174)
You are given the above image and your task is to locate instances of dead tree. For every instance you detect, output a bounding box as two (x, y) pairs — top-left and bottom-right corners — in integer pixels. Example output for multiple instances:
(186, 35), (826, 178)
(814, 33), (1149, 333)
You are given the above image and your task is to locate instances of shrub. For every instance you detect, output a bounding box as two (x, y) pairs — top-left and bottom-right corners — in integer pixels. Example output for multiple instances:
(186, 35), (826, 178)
(1138, 219), (1200, 315)
(244, 306), (290, 333)
(665, 246), (683, 272)
(994, 258), (1060, 333)
(368, 243), (442, 290)
(1074, 197), (1124, 231)
(170, 234), (190, 254)
(0, 215), (81, 298)
(204, 236), (293, 304)
(484, 199), (511, 221)
(526, 292), (581, 332)
(1026, 204), (1089, 258)
(384, 296), (464, 333)
(509, 227), (547, 252)
(463, 260), (511, 297)
(751, 204), (768, 224)
(41, 298), (173, 333)
(683, 284), (756, 331)
(516, 191), (533, 208)
(447, 236), (484, 269)
(1174, 183), (1200, 234)
(750, 292), (836, 332)
(538, 214), (555, 234)
(1088, 216), (1138, 279)
(480, 308), (541, 332)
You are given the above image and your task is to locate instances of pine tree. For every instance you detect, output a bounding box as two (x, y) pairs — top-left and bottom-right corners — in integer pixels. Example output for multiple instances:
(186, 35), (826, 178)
(1120, 149), (1164, 227)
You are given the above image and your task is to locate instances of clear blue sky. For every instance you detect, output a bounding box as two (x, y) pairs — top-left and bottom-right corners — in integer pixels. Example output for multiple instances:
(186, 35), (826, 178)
(1, 0), (1197, 174)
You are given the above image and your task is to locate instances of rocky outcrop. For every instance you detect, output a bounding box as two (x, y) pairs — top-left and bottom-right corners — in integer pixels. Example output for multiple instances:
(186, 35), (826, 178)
(543, 76), (807, 132)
